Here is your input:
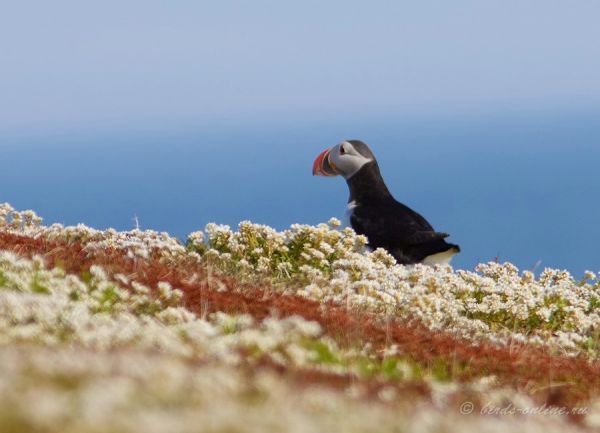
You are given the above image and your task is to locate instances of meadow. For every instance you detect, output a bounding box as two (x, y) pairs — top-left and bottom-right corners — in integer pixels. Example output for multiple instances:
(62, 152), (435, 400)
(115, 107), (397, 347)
(1, 202), (599, 432)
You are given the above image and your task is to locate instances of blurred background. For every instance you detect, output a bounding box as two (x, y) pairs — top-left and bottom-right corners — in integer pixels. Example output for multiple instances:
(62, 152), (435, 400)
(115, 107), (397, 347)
(1, 1), (599, 274)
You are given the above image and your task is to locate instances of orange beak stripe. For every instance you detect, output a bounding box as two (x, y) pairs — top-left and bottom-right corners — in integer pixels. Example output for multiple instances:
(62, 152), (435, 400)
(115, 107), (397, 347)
(312, 148), (337, 176)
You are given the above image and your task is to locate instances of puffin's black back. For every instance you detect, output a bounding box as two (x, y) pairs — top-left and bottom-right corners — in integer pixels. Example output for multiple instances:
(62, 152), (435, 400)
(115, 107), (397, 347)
(346, 159), (460, 265)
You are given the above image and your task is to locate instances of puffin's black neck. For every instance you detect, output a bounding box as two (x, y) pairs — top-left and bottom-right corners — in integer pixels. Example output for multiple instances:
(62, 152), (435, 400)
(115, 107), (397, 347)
(346, 161), (393, 204)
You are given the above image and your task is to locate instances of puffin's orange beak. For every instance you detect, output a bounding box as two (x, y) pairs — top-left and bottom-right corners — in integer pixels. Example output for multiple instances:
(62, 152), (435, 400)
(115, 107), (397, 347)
(312, 148), (337, 176)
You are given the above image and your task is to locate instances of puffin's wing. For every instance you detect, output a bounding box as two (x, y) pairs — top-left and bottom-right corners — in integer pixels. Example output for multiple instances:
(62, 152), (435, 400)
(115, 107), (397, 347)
(406, 231), (449, 245)
(350, 204), (459, 264)
(350, 204), (435, 246)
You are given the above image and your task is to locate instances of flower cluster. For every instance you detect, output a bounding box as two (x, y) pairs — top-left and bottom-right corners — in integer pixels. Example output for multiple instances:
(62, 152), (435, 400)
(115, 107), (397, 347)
(1, 203), (190, 261)
(5, 203), (599, 354)
(192, 218), (368, 281)
(1, 345), (588, 433)
(196, 220), (600, 354)
(4, 203), (600, 353)
(0, 250), (472, 383)
(2, 203), (600, 431)
(0, 203), (43, 232)
(0, 250), (343, 367)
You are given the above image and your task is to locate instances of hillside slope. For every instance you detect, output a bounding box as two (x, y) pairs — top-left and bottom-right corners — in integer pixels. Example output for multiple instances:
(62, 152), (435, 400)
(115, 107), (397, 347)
(0, 203), (599, 432)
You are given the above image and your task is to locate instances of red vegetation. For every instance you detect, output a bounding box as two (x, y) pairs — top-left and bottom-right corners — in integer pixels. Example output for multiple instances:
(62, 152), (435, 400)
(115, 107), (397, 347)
(1, 231), (599, 413)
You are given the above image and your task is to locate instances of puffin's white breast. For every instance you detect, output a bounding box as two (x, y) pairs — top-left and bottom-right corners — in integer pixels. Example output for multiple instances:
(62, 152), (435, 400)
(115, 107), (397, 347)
(422, 248), (458, 266)
(344, 200), (359, 228)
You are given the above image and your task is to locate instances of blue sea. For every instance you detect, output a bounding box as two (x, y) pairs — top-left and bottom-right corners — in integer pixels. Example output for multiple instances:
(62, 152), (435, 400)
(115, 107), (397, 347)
(2, 110), (599, 275)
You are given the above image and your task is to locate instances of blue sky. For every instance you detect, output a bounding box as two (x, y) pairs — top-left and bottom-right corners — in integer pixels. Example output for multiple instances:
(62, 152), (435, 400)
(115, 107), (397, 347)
(1, 1), (600, 136)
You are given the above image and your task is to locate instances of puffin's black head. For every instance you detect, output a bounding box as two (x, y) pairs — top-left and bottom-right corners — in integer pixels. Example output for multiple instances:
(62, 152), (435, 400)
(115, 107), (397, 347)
(312, 140), (376, 179)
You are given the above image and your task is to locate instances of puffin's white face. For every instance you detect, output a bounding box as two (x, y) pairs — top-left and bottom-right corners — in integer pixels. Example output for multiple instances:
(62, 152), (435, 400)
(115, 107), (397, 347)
(312, 141), (373, 179)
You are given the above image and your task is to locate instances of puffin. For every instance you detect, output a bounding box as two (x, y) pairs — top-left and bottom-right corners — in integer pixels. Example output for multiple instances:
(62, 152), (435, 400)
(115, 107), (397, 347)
(312, 140), (460, 265)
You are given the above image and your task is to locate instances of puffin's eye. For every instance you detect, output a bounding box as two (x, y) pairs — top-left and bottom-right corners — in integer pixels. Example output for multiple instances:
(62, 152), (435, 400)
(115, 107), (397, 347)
(340, 145), (345, 155)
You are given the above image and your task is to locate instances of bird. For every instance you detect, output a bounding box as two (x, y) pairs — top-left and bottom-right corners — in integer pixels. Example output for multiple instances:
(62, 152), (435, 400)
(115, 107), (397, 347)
(312, 140), (460, 265)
